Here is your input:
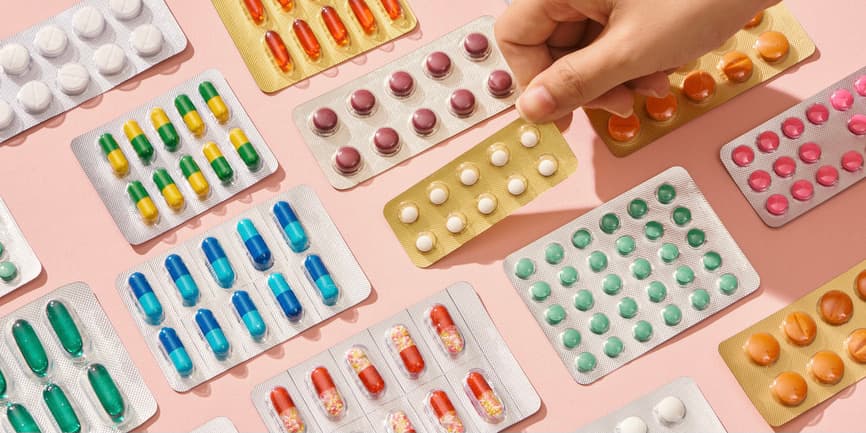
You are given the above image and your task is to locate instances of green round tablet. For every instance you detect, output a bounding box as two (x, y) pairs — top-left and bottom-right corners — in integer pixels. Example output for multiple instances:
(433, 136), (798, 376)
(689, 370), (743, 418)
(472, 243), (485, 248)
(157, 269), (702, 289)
(703, 251), (722, 271)
(657, 183), (676, 204)
(576, 352), (597, 373)
(718, 273), (739, 295)
(590, 313), (610, 335)
(604, 337), (624, 358)
(662, 304), (682, 326)
(687, 228), (706, 248)
(0, 262), (17, 282)
(633, 320), (653, 342)
(530, 281), (551, 301)
(588, 251), (608, 273)
(646, 281), (667, 303)
(561, 328), (581, 349)
(602, 274), (622, 295)
(559, 266), (579, 287)
(600, 213), (620, 234)
(572, 229), (592, 249)
(545, 243), (565, 265)
(675, 265), (695, 286)
(628, 199), (649, 219)
(616, 235), (636, 256)
(691, 289), (710, 311)
(644, 221), (664, 241)
(545, 304), (566, 325)
(514, 258), (536, 280)
(619, 297), (638, 319)
(574, 290), (594, 311)
(672, 206), (692, 226)
(658, 243), (680, 264)
(631, 258), (652, 280)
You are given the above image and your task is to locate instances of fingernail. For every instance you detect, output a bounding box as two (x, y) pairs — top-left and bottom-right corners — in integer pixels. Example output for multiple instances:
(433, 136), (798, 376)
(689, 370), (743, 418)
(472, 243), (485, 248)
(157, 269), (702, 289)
(609, 105), (634, 118)
(517, 85), (556, 122)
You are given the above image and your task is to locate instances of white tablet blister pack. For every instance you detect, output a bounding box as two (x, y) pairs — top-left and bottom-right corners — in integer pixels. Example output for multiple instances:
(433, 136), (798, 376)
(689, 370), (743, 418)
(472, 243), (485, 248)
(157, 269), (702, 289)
(251, 282), (541, 433)
(190, 417), (239, 433)
(0, 0), (188, 143)
(0, 197), (41, 297)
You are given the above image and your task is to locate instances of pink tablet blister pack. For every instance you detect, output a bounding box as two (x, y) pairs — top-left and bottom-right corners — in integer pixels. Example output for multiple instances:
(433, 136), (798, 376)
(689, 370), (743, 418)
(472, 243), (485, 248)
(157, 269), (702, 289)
(720, 66), (866, 227)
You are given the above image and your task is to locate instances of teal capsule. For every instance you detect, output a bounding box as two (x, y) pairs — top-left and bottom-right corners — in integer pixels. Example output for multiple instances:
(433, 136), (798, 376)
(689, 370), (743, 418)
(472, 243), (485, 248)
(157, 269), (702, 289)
(232, 291), (266, 341)
(195, 309), (230, 360)
(12, 319), (49, 377)
(304, 255), (339, 306)
(201, 237), (235, 289)
(43, 384), (82, 433)
(45, 301), (84, 359)
(128, 272), (164, 325)
(0, 368), (7, 397)
(159, 328), (193, 377)
(164, 254), (200, 306)
(87, 364), (126, 423)
(7, 403), (40, 433)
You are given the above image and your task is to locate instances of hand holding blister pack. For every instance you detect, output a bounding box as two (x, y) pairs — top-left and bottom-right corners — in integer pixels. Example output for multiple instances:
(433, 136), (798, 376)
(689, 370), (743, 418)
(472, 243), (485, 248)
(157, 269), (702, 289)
(0, 198), (41, 297)
(190, 417), (239, 433)
(116, 186), (370, 392)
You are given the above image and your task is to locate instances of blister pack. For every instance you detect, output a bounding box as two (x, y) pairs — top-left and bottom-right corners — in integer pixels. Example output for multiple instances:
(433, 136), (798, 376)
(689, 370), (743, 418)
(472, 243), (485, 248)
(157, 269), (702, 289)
(191, 417), (239, 433)
(720, 259), (866, 427)
(0, 197), (41, 297)
(573, 377), (726, 433)
(585, 4), (815, 157)
(0, 282), (157, 433)
(385, 119), (576, 268)
(295, 16), (518, 190)
(503, 167), (760, 384)
(211, 0), (417, 93)
(116, 185), (370, 392)
(720, 66), (866, 228)
(251, 282), (541, 433)
(71, 69), (279, 245)
(0, 0), (187, 143)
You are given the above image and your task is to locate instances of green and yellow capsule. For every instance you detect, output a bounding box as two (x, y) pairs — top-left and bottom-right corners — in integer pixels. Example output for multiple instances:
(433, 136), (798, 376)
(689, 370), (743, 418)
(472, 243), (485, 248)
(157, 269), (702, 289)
(179, 156), (211, 200)
(45, 300), (84, 359)
(149, 108), (180, 151)
(87, 364), (126, 424)
(153, 168), (185, 211)
(98, 133), (129, 177)
(7, 403), (40, 433)
(174, 94), (205, 137)
(12, 319), (49, 377)
(228, 128), (260, 170)
(122, 120), (155, 163)
(43, 384), (82, 433)
(202, 142), (234, 183)
(198, 81), (230, 124)
(127, 181), (159, 225)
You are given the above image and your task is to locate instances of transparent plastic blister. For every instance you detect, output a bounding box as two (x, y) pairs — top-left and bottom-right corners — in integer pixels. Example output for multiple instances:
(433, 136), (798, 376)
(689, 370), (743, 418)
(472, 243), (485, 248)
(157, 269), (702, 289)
(503, 167), (760, 384)
(0, 0), (187, 143)
(0, 197), (41, 297)
(115, 185), (371, 392)
(251, 282), (541, 433)
(71, 69), (279, 245)
(190, 417), (239, 433)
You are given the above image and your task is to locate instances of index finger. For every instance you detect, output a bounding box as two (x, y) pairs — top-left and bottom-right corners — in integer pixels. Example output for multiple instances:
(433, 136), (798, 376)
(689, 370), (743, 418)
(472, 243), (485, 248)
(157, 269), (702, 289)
(495, 0), (562, 88)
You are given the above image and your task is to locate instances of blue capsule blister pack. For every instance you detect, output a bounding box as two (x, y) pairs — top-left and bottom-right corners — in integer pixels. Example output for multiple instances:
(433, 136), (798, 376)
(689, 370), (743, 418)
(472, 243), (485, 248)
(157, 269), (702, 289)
(115, 185), (372, 392)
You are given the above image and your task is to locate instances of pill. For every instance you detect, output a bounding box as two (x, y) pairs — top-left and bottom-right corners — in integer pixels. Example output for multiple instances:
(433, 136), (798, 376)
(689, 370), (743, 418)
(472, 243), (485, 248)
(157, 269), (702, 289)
(150, 108), (180, 151)
(425, 52), (452, 79)
(429, 390), (464, 433)
(305, 254), (340, 306)
(158, 327), (193, 377)
(195, 82), (230, 127)
(0, 262), (15, 282)
(806, 103), (829, 125)
(809, 351), (844, 385)
(756, 130), (780, 153)
(743, 332), (779, 366)
(311, 367), (345, 419)
(745, 11), (763, 28)
(387, 410), (417, 433)
(126, 182), (160, 225)
(846, 329), (866, 363)
(374, 127), (401, 155)
(798, 142), (822, 164)
(312, 107), (339, 136)
(849, 114), (866, 135)
(43, 383), (81, 433)
(161, 255), (199, 307)
(781, 117), (804, 139)
(389, 324), (424, 377)
(272, 201), (309, 252)
(615, 416), (647, 433)
(718, 51), (753, 83)
(265, 31), (293, 73)
(203, 142), (234, 183)
(87, 363), (125, 422)
(755, 31), (789, 63)
(345, 346), (385, 397)
(654, 396), (686, 425)
(856, 269), (866, 300)
(128, 273), (164, 327)
(389, 71), (415, 97)
(771, 371), (807, 406)
(293, 19), (321, 60)
(179, 155), (211, 199)
(57, 62), (90, 96)
(476, 194), (497, 215)
(202, 237), (235, 289)
(531, 282), (552, 301)
(17, 81), (52, 114)
(459, 164), (479, 186)
(842, 151), (864, 172)
(0, 43), (30, 75)
(399, 203), (419, 224)
(428, 184), (449, 205)
(195, 309), (230, 360)
(45, 300), (84, 359)
(380, 0), (403, 20)
(333, 146), (362, 175)
(110, 0), (142, 19)
(487, 70), (514, 98)
(682, 71), (716, 103)
(463, 32), (490, 60)
(270, 387), (305, 433)
(232, 290), (267, 341)
(72, 7), (105, 39)
(416, 233), (436, 252)
(446, 213), (466, 234)
(238, 218), (273, 271)
(349, 0), (377, 34)
(412, 108), (437, 136)
(607, 114), (641, 141)
(537, 156), (558, 176)
(7, 404), (41, 433)
(268, 273), (303, 321)
(34, 25), (68, 58)
(349, 89), (376, 117)
(489, 145), (510, 167)
(466, 371), (504, 422)
(576, 351), (597, 372)
(765, 194), (788, 216)
(520, 127), (540, 147)
(507, 176), (527, 195)
(429, 304), (464, 355)
(816, 165), (839, 187)
(831, 89), (854, 111)
(93, 44), (126, 75)
(123, 120), (155, 162)
(98, 133), (129, 177)
(818, 289), (852, 325)
(773, 156), (796, 178)
(322, 6), (349, 46)
(131, 24), (164, 57)
(243, 0), (266, 23)
(449, 89), (476, 118)
(645, 93), (677, 122)
(12, 319), (49, 377)
(175, 94), (205, 136)
(746, 170), (770, 192)
(791, 180), (813, 201)
(0, 101), (13, 130)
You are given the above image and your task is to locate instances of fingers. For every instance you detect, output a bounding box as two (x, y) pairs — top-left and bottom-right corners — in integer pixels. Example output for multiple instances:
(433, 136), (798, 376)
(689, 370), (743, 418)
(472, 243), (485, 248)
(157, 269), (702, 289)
(495, 0), (564, 88)
(627, 72), (671, 97)
(583, 85), (635, 118)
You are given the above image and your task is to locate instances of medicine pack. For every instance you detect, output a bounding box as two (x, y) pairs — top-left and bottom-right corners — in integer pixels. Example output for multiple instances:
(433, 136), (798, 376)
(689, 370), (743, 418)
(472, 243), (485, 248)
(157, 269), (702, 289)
(720, 65), (866, 228)
(211, 0), (417, 93)
(572, 377), (726, 433)
(294, 16), (518, 190)
(251, 282), (541, 433)
(585, 4), (815, 157)
(0, 282), (157, 433)
(116, 185), (370, 392)
(0, 197), (41, 297)
(503, 167), (760, 384)
(719, 259), (866, 427)
(71, 69), (279, 245)
(191, 417), (239, 433)
(385, 119), (576, 268)
(0, 0), (187, 144)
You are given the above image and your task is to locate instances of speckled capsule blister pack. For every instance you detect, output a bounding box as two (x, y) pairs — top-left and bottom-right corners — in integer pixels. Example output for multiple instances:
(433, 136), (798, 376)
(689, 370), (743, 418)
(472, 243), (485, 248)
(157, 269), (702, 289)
(0, 282), (157, 433)
(573, 377), (726, 433)
(719, 259), (866, 427)
(116, 185), (370, 392)
(0, 197), (41, 297)
(295, 16), (518, 190)
(720, 66), (866, 228)
(190, 417), (239, 433)
(503, 167), (759, 385)
(585, 4), (815, 157)
(251, 282), (541, 433)
(0, 0), (187, 143)
(71, 69), (279, 245)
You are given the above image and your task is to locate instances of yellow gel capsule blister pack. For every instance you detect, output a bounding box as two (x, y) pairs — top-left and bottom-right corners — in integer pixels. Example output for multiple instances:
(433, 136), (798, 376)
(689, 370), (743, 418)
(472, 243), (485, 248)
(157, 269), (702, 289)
(384, 119), (577, 268)
(585, 3), (816, 157)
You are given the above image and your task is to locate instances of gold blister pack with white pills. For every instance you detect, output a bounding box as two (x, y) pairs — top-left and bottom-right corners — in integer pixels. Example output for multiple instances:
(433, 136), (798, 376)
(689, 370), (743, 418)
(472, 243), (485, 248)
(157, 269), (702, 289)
(584, 3), (815, 157)
(210, 0), (417, 92)
(0, 197), (41, 297)
(384, 119), (577, 268)
(719, 259), (866, 427)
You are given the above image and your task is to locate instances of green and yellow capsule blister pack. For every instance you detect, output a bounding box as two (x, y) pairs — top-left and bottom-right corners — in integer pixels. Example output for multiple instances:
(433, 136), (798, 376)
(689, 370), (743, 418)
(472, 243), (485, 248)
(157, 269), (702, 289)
(586, 3), (816, 156)
(384, 119), (577, 268)
(211, 0), (418, 92)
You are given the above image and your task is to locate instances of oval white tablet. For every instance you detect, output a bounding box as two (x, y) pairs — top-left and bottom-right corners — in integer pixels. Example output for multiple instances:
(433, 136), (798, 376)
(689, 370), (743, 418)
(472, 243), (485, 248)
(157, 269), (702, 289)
(446, 214), (465, 234)
(110, 0), (143, 20)
(490, 148), (509, 167)
(615, 416), (647, 433)
(415, 233), (435, 253)
(399, 204), (418, 224)
(17, 81), (52, 114)
(459, 167), (479, 186)
(507, 177), (527, 196)
(73, 6), (106, 39)
(93, 44), (126, 75)
(477, 195), (496, 215)
(0, 101), (14, 130)
(131, 24), (163, 57)
(34, 25), (68, 58)
(428, 186), (448, 205)
(537, 158), (558, 177)
(654, 396), (686, 425)
(57, 63), (90, 95)
(0, 43), (31, 76)
(520, 129), (539, 147)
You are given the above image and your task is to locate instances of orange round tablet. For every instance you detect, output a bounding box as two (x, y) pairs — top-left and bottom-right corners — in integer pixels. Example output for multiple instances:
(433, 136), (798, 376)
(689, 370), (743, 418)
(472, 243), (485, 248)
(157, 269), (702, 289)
(681, 71), (716, 103)
(847, 329), (866, 363)
(781, 311), (817, 346)
(645, 94), (678, 122)
(744, 332), (780, 366)
(755, 31), (790, 63)
(745, 11), (764, 29)
(854, 269), (866, 300)
(818, 290), (853, 325)
(771, 371), (807, 406)
(808, 351), (844, 385)
(607, 113), (641, 142)
(718, 51), (754, 83)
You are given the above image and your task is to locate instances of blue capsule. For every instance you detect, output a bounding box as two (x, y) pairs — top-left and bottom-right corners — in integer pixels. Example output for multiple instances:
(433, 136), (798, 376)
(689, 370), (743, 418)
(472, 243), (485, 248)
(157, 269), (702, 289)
(273, 201), (309, 253)
(194, 309), (230, 360)
(304, 255), (339, 306)
(267, 273), (303, 321)
(201, 237), (235, 288)
(164, 254), (200, 306)
(231, 291), (267, 341)
(128, 272), (164, 325)
(237, 218), (273, 271)
(158, 327), (193, 377)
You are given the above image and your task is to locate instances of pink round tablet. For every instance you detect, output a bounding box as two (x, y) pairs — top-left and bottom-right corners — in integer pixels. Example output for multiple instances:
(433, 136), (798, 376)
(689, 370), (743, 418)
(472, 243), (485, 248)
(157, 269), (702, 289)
(773, 156), (796, 178)
(412, 108), (437, 136)
(425, 51), (452, 79)
(781, 117), (805, 139)
(388, 71), (415, 97)
(449, 89), (476, 117)
(487, 70), (514, 98)
(732, 145), (755, 167)
(463, 33), (490, 60)
(848, 114), (866, 135)
(333, 146), (362, 175)
(816, 165), (839, 187)
(756, 131), (780, 153)
(855, 76), (866, 96)
(311, 108), (339, 136)
(806, 103), (829, 125)
(841, 150), (864, 172)
(373, 127), (401, 155)
(790, 179), (814, 201)
(831, 89), (854, 111)
(766, 194), (789, 216)
(798, 142), (822, 164)
(748, 170), (772, 192)
(349, 89), (376, 116)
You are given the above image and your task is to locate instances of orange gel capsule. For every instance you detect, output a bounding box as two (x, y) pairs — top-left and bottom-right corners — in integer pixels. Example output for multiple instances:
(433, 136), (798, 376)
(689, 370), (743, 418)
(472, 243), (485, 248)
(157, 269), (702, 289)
(380, 0), (403, 20)
(276, 0), (293, 11)
(243, 0), (265, 24)
(265, 31), (293, 72)
(349, 0), (377, 34)
(322, 7), (349, 47)
(293, 19), (322, 61)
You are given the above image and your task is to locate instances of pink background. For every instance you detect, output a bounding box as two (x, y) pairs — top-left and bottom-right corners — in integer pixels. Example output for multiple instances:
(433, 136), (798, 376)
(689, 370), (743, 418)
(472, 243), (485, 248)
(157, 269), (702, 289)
(1, 0), (864, 431)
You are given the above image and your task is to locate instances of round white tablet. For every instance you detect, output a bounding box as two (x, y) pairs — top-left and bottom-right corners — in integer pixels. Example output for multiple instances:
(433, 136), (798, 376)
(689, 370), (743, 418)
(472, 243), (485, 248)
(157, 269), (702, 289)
(477, 195), (497, 215)
(73, 7), (106, 39)
(428, 186), (448, 205)
(93, 44), (126, 75)
(57, 63), (90, 95)
(17, 81), (52, 113)
(0, 43), (31, 76)
(415, 233), (435, 253)
(110, 0), (143, 20)
(0, 101), (14, 130)
(490, 148), (509, 167)
(34, 25), (68, 58)
(507, 177), (527, 196)
(399, 204), (419, 224)
(446, 214), (465, 234)
(537, 158), (558, 177)
(459, 167), (479, 186)
(654, 396), (686, 425)
(520, 129), (539, 147)
(615, 416), (648, 433)
(130, 24), (163, 57)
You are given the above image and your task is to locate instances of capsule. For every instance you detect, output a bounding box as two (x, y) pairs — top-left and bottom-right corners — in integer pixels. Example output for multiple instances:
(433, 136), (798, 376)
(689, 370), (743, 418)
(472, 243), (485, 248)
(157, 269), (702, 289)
(174, 94), (205, 137)
(232, 291), (267, 341)
(310, 367), (345, 419)
(127, 181), (159, 224)
(45, 300), (84, 359)
(264, 31), (293, 73)
(293, 20), (321, 61)
(98, 133), (129, 177)
(149, 108), (180, 151)
(243, 0), (265, 24)
(164, 254), (200, 306)
(198, 81), (230, 124)
(87, 363), (125, 423)
(276, 0), (293, 11)
(237, 219), (273, 271)
(123, 120), (154, 163)
(387, 410), (417, 433)
(202, 142), (234, 183)
(429, 390), (464, 433)
(7, 404), (41, 433)
(195, 309), (230, 360)
(304, 255), (339, 306)
(229, 128), (261, 170)
(321, 7), (349, 47)
(349, 0), (377, 35)
(43, 384), (82, 433)
(345, 346), (385, 397)
(268, 273), (303, 321)
(12, 319), (49, 377)
(465, 371), (504, 422)
(270, 386), (305, 433)
(128, 272), (164, 325)
(273, 201), (309, 252)
(388, 324), (424, 377)
(179, 155), (211, 199)
(380, 0), (403, 20)
(159, 327), (193, 377)
(202, 237), (235, 288)
(429, 304), (464, 356)
(153, 168), (185, 211)
(0, 368), (7, 397)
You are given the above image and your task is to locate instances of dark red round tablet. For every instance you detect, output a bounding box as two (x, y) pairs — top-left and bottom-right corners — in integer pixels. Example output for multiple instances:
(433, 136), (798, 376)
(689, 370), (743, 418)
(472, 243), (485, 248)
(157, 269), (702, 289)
(312, 108), (338, 135)
(463, 33), (490, 59)
(388, 71), (414, 97)
(349, 89), (376, 116)
(425, 51), (452, 79)
(373, 127), (401, 155)
(333, 146), (362, 174)
(487, 70), (513, 98)
(412, 108), (437, 135)
(449, 89), (476, 117)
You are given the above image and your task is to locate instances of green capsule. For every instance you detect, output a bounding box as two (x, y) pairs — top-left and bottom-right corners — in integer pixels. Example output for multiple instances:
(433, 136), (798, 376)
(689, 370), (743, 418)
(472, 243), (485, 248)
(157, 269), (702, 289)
(0, 368), (7, 397)
(229, 128), (261, 170)
(123, 120), (154, 163)
(46, 300), (84, 359)
(202, 142), (234, 183)
(7, 403), (40, 433)
(43, 384), (82, 433)
(12, 320), (49, 377)
(87, 364), (125, 423)
(150, 108), (180, 151)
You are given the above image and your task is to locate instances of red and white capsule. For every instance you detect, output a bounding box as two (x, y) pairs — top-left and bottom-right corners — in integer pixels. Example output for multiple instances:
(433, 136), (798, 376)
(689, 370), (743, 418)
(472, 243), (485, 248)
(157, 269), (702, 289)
(345, 345), (385, 398)
(389, 324), (425, 378)
(310, 366), (345, 419)
(465, 371), (505, 423)
(386, 410), (418, 433)
(428, 390), (465, 433)
(429, 304), (464, 356)
(269, 386), (305, 433)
